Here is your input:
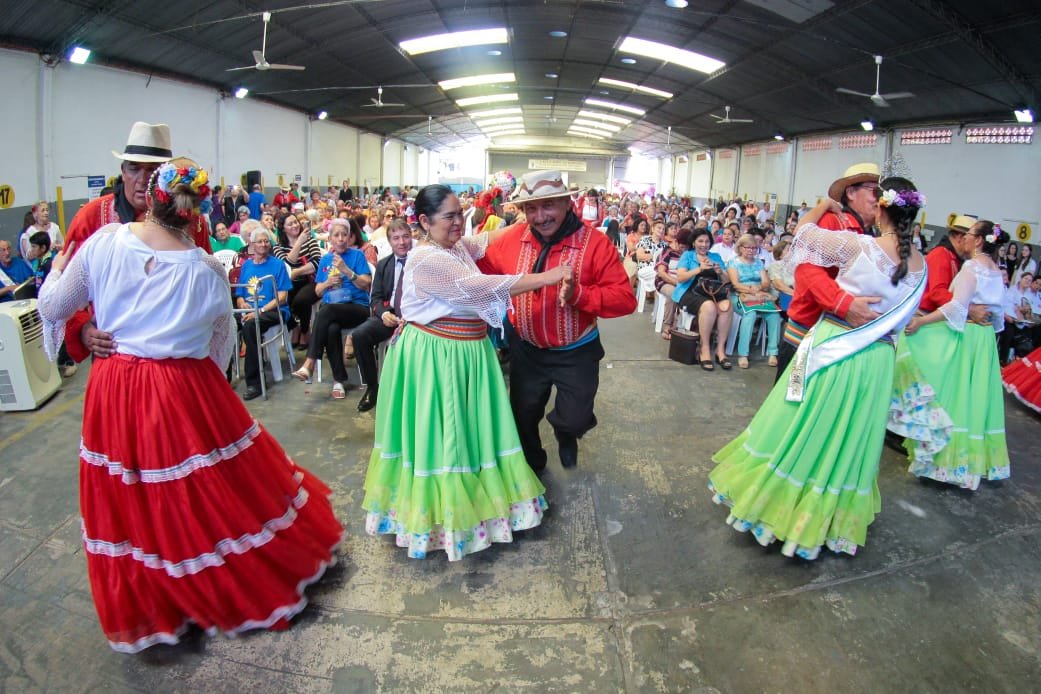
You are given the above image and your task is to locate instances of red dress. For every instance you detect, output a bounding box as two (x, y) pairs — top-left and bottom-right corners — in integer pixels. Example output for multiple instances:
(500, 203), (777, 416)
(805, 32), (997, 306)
(1002, 347), (1041, 414)
(39, 227), (342, 653)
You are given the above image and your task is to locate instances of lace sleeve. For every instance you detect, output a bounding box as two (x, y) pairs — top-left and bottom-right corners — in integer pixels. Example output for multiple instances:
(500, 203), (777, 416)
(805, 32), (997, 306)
(411, 246), (519, 327)
(37, 248), (92, 361)
(784, 222), (862, 274)
(938, 261), (977, 332)
(201, 255), (237, 368)
(459, 233), (490, 261)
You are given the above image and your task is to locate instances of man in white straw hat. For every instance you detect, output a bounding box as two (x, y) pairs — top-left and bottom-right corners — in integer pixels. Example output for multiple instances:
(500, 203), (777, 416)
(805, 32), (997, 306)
(62, 121), (212, 363)
(478, 170), (636, 471)
(774, 162), (884, 380)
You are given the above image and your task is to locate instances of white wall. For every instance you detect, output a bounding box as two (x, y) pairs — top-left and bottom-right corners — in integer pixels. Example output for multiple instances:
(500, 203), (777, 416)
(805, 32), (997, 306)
(791, 131), (887, 209)
(1, 49), (41, 202)
(710, 149), (738, 199)
(358, 134), (383, 191)
(311, 120), (358, 188)
(690, 153), (712, 201)
(737, 141), (793, 207)
(673, 157), (690, 196)
(383, 140), (403, 188)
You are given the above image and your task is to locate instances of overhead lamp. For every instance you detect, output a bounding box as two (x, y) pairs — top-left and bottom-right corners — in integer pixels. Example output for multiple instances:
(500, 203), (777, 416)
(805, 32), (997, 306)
(399, 28), (508, 56)
(584, 98), (646, 116)
(475, 116), (524, 126)
(234, 87), (249, 99)
(620, 58), (637, 65)
(665, 0), (689, 7)
(68, 46), (91, 64)
(455, 93), (519, 107)
(545, 72), (559, 79)
(438, 72), (515, 90)
(860, 120), (874, 131)
(481, 123), (526, 133)
(549, 30), (568, 38)
(466, 107), (523, 118)
(1014, 108), (1034, 123)
(572, 119), (621, 132)
(570, 126), (613, 138)
(489, 129), (526, 137)
(317, 111), (328, 120)
(568, 130), (606, 140)
(619, 36), (725, 74)
(543, 95), (554, 100)
(487, 50), (502, 56)
(773, 133), (784, 141)
(578, 109), (632, 125)
(598, 77), (673, 99)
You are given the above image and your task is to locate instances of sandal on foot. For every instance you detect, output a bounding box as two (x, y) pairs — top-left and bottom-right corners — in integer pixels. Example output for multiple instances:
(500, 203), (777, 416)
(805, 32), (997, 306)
(291, 365), (312, 383)
(331, 382), (346, 399)
(768, 355), (778, 367)
(716, 355), (733, 370)
(661, 328), (672, 341)
(343, 336), (355, 361)
(700, 359), (715, 371)
(738, 356), (749, 369)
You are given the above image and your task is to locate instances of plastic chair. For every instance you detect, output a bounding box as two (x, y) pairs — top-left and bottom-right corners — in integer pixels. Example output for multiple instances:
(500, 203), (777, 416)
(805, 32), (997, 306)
(635, 272), (657, 313)
(229, 274), (295, 400)
(214, 249), (239, 275)
(653, 290), (667, 333)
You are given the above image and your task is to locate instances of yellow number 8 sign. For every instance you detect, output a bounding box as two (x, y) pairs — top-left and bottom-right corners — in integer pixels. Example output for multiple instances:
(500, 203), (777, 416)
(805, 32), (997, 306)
(1016, 223), (1032, 242)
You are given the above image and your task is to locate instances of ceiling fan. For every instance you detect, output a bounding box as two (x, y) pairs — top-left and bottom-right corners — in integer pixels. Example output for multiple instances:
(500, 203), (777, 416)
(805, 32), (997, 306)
(710, 106), (754, 124)
(361, 86), (405, 108)
(835, 55), (913, 108)
(226, 12), (305, 72)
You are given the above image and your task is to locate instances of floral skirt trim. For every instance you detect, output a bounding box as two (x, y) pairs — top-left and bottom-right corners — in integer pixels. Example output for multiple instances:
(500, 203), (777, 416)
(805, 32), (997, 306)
(365, 496), (547, 561)
(888, 355), (954, 466)
(710, 484), (860, 560)
(906, 429), (1011, 490)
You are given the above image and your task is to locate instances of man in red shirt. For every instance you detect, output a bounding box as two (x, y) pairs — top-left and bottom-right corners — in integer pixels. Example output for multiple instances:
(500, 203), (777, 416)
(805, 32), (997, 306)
(774, 163), (883, 381)
(479, 170), (637, 471)
(63, 122), (212, 362)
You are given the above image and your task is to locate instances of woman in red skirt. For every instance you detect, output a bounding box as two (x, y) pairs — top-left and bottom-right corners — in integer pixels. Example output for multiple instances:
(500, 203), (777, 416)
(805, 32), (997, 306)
(38, 158), (343, 653)
(1003, 346), (1041, 414)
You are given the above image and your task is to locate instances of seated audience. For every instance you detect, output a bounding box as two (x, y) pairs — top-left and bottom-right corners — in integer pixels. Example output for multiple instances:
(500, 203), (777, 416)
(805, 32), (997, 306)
(728, 234), (781, 369)
(673, 228), (734, 370)
(235, 226), (292, 401)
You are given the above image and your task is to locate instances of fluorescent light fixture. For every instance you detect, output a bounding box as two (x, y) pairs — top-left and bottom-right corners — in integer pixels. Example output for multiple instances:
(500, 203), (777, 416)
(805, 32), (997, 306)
(549, 30), (568, 38)
(568, 130), (606, 140)
(68, 46), (91, 64)
(773, 133), (784, 141)
(489, 130), (526, 137)
(480, 124), (526, 133)
(619, 36), (725, 74)
(860, 120), (874, 131)
(487, 50), (502, 56)
(400, 28), (508, 56)
(578, 109), (632, 125)
(466, 107), (523, 118)
(572, 119), (621, 132)
(570, 126), (614, 138)
(455, 93), (519, 107)
(620, 57), (637, 65)
(317, 111), (328, 120)
(598, 77), (673, 99)
(475, 116), (524, 127)
(545, 72), (559, 79)
(584, 98), (646, 116)
(543, 95), (554, 100)
(234, 87), (249, 99)
(438, 72), (515, 90)
(665, 0), (689, 7)
(1014, 108), (1034, 123)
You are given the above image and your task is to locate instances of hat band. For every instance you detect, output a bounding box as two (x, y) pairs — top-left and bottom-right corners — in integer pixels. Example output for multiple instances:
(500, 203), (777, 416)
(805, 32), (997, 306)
(518, 178), (565, 197)
(123, 144), (173, 157)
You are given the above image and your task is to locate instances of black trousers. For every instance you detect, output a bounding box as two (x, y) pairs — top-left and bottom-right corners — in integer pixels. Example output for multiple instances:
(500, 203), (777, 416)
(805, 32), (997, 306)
(351, 316), (395, 388)
(505, 321), (604, 460)
(241, 310), (283, 388)
(774, 338), (798, 385)
(308, 302), (369, 383)
(290, 282), (319, 334)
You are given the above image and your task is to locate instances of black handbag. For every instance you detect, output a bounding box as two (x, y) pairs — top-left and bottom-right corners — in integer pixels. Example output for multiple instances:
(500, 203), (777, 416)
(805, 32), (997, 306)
(695, 275), (732, 301)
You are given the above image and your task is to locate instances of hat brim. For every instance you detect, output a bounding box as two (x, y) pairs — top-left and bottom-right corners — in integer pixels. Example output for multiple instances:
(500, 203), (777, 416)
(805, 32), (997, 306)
(511, 190), (573, 204)
(828, 172), (880, 201)
(112, 150), (172, 163)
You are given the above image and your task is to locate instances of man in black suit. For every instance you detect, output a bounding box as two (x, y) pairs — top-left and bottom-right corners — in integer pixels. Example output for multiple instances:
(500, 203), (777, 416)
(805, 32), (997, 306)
(353, 220), (413, 412)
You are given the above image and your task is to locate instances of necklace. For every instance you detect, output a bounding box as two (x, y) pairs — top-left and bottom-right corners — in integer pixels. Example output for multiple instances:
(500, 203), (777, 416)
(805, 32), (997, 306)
(879, 231), (898, 238)
(145, 212), (191, 241)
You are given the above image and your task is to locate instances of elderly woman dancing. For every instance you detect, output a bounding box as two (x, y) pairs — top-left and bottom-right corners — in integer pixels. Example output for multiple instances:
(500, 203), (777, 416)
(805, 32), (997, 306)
(362, 184), (571, 560)
(37, 158), (342, 653)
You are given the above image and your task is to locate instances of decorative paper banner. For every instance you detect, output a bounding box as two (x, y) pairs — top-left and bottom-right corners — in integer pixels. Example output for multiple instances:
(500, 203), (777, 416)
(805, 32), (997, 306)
(718, 149), (735, 159)
(801, 137), (832, 151)
(900, 129), (952, 146)
(529, 158), (588, 172)
(965, 126), (1034, 145)
(744, 145), (762, 157)
(839, 134), (878, 149)
(677, 154), (689, 163)
(696, 153), (709, 161)
(766, 142), (790, 155)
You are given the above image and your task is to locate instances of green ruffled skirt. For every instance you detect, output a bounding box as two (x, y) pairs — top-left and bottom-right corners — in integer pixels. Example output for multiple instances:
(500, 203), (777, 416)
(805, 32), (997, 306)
(709, 320), (893, 559)
(362, 324), (547, 560)
(889, 322), (1010, 490)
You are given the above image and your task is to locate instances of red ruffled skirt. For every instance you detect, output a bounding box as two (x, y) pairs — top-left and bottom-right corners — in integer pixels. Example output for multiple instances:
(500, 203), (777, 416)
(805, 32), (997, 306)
(1002, 347), (1041, 414)
(79, 355), (344, 653)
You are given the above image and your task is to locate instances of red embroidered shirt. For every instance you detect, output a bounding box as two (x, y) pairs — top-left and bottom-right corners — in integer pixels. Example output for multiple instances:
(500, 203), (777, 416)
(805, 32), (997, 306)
(478, 221), (636, 348)
(919, 244), (960, 312)
(786, 211), (866, 329)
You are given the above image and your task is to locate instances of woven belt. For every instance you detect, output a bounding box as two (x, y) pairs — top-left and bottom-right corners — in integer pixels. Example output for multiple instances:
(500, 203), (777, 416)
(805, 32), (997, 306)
(782, 319), (810, 347)
(411, 317), (488, 341)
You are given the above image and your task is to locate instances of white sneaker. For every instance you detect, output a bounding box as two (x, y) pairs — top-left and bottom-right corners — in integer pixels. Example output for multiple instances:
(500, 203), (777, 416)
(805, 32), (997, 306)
(60, 364), (78, 378)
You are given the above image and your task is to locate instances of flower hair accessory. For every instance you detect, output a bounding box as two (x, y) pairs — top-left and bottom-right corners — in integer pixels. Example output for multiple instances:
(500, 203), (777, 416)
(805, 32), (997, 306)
(985, 234), (996, 243)
(878, 189), (926, 209)
(150, 161), (212, 218)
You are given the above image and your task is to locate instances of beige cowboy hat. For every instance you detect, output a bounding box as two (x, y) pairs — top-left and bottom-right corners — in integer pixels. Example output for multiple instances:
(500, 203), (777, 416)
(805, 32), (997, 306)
(512, 170), (573, 203)
(950, 214), (978, 231)
(827, 162), (880, 201)
(111, 121), (173, 163)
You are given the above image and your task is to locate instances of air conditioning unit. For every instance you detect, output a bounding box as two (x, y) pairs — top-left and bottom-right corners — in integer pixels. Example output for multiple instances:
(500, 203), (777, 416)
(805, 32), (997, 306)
(0, 299), (61, 411)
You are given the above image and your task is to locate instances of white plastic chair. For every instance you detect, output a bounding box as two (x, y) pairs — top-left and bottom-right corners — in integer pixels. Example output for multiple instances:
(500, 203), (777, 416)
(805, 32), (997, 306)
(214, 249), (239, 275)
(653, 290), (667, 333)
(635, 271), (657, 313)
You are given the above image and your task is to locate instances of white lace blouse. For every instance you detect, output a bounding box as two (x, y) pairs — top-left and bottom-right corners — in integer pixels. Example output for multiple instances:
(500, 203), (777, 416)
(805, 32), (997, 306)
(37, 223), (235, 368)
(940, 259), (1005, 333)
(787, 224), (926, 315)
(399, 234), (520, 330)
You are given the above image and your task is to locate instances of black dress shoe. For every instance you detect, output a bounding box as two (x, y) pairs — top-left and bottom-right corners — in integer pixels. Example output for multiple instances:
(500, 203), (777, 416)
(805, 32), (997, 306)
(556, 433), (578, 469)
(357, 388), (377, 412)
(243, 386), (263, 401)
(524, 447), (548, 473)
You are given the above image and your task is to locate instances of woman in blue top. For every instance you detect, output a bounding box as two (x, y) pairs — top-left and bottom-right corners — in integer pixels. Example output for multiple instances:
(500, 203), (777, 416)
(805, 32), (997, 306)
(727, 233), (781, 369)
(674, 228), (734, 370)
(291, 217), (372, 398)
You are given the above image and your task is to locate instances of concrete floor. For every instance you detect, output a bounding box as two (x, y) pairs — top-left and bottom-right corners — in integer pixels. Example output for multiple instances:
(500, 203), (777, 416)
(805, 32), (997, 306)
(2, 311), (1040, 692)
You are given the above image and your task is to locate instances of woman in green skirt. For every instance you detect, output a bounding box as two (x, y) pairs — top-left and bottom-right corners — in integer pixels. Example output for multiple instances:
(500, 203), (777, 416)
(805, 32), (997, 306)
(362, 184), (571, 560)
(889, 221), (1011, 489)
(709, 180), (927, 559)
